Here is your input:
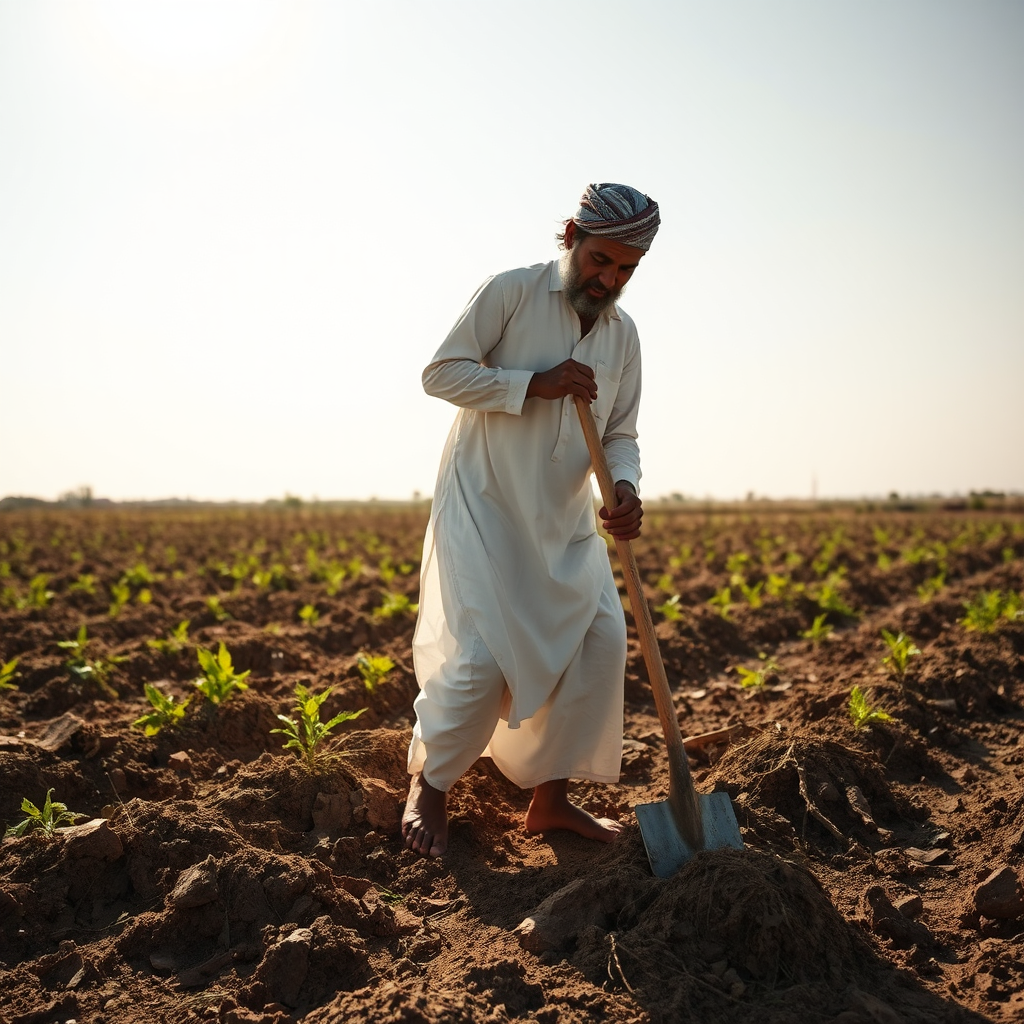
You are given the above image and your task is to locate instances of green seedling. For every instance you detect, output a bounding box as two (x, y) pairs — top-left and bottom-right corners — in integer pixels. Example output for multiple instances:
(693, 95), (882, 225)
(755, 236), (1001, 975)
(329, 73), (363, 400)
(108, 581), (130, 617)
(655, 573), (674, 594)
(816, 581), (857, 618)
(848, 686), (894, 729)
(205, 595), (231, 622)
(133, 684), (190, 736)
(765, 573), (789, 599)
(57, 625), (126, 699)
(123, 562), (162, 588)
(193, 642), (250, 704)
(68, 573), (98, 595)
(784, 551), (803, 569)
(1003, 547), (1016, 563)
(147, 620), (191, 655)
(323, 563), (347, 596)
(960, 590), (1021, 632)
(708, 586), (732, 620)
(5, 789), (85, 838)
(725, 552), (749, 576)
(378, 557), (397, 584)
(357, 653), (395, 694)
(735, 654), (781, 691)
(655, 594), (684, 621)
(28, 574), (55, 609)
(0, 657), (19, 690)
(876, 552), (893, 571)
(272, 683), (366, 765)
(668, 543), (693, 571)
(800, 613), (834, 646)
(299, 603), (321, 627)
(881, 629), (921, 680)
(374, 591), (419, 618)
(916, 571), (945, 603)
(739, 580), (763, 609)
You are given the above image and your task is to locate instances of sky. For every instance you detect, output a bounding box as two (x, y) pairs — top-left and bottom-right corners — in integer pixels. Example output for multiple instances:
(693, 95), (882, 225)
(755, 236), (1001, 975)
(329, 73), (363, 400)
(1, 0), (1022, 503)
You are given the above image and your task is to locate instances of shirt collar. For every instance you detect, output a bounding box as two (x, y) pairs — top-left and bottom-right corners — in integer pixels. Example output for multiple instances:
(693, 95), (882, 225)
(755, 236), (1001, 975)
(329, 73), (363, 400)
(547, 260), (622, 322)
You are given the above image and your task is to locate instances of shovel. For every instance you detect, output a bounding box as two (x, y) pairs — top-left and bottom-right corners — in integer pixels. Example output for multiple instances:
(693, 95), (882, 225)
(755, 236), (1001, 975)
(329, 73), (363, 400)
(574, 395), (743, 878)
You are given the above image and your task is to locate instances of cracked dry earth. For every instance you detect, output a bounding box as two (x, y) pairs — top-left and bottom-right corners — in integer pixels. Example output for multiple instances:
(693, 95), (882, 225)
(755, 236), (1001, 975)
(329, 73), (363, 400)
(0, 506), (1022, 1024)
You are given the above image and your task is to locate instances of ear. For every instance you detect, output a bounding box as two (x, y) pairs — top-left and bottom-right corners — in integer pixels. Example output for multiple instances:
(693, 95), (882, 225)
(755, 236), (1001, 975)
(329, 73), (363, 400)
(563, 220), (576, 249)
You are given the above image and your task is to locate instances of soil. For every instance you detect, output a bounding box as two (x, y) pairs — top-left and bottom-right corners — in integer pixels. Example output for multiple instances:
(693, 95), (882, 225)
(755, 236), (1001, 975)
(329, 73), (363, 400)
(1, 507), (1022, 1024)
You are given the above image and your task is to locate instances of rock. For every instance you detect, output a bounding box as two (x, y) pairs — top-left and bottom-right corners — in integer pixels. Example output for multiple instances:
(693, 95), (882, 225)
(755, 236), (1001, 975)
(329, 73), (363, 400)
(516, 877), (611, 953)
(862, 886), (932, 949)
(312, 792), (351, 832)
(974, 866), (1024, 920)
(845, 986), (902, 1024)
(256, 927), (312, 1007)
(361, 780), (401, 831)
(168, 751), (192, 773)
(60, 819), (123, 861)
(108, 768), (127, 793)
(893, 894), (923, 919)
(33, 713), (85, 752)
(169, 855), (220, 909)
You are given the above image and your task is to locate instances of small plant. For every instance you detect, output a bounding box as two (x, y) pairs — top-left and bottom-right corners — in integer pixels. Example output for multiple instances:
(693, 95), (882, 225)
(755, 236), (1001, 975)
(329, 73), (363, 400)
(764, 573), (789, 598)
(916, 571), (945, 603)
(205, 595), (231, 622)
(960, 590), (1020, 632)
(193, 642), (250, 704)
(133, 684), (190, 736)
(0, 657), (19, 690)
(378, 557), (397, 584)
(707, 586), (732, 620)
(739, 580), (763, 609)
(68, 573), (98, 595)
(735, 653), (781, 691)
(881, 629), (921, 680)
(5, 789), (84, 838)
(816, 580), (857, 618)
(147, 620), (191, 655)
(374, 591), (419, 618)
(655, 572), (674, 594)
(298, 603), (321, 627)
(272, 683), (366, 765)
(655, 594), (684, 621)
(27, 574), (55, 609)
(848, 686), (894, 729)
(57, 625), (126, 699)
(357, 653), (395, 693)
(800, 613), (834, 645)
(108, 580), (131, 617)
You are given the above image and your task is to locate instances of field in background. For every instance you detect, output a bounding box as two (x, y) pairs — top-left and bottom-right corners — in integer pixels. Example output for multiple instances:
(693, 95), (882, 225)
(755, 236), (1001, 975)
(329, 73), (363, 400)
(1, 506), (1022, 1023)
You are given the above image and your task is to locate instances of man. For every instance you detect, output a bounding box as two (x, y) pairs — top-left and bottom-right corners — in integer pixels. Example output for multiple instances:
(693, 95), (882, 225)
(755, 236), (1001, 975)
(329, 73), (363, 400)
(402, 183), (659, 858)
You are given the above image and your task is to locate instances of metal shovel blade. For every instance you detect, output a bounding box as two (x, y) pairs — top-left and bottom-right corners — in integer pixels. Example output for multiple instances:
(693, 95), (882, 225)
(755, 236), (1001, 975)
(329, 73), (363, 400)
(636, 791), (744, 878)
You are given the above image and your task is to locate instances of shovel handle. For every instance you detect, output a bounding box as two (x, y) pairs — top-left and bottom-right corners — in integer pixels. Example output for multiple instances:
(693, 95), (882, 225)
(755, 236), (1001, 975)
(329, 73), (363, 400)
(573, 396), (702, 843)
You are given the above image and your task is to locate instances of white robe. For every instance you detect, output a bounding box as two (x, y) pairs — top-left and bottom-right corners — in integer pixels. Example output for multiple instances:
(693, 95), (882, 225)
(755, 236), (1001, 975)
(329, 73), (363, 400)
(410, 259), (642, 778)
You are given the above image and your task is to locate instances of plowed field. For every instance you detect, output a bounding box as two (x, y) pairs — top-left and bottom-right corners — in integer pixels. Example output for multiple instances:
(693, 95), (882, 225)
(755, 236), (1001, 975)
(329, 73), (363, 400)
(1, 506), (1022, 1024)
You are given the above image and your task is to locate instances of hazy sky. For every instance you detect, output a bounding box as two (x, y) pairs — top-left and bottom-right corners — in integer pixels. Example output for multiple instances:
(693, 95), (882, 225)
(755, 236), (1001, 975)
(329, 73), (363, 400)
(2, 0), (1022, 502)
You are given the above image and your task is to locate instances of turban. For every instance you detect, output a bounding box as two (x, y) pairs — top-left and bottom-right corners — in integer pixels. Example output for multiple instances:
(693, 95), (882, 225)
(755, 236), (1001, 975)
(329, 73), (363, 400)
(572, 182), (660, 251)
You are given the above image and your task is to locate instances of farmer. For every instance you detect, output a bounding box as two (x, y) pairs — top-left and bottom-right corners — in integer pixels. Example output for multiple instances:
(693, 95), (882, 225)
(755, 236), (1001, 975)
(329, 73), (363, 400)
(403, 183), (659, 858)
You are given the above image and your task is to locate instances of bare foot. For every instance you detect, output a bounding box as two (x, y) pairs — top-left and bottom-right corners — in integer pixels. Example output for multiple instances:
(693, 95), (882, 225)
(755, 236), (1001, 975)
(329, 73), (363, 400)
(402, 772), (448, 857)
(525, 779), (623, 843)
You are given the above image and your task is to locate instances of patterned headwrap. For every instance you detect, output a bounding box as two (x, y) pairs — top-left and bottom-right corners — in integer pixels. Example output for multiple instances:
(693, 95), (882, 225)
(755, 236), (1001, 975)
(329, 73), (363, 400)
(572, 182), (660, 251)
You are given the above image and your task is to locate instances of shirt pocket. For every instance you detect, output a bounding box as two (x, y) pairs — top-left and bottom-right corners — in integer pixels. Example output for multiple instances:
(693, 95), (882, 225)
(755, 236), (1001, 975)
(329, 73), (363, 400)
(591, 359), (622, 426)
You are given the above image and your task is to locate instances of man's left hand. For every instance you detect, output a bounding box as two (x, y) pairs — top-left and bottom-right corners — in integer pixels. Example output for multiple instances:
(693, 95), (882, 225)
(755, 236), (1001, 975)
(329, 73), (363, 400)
(600, 482), (643, 540)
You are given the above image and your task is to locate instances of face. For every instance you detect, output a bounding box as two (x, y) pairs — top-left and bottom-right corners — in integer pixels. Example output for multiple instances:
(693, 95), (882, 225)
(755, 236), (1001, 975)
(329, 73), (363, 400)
(560, 222), (645, 319)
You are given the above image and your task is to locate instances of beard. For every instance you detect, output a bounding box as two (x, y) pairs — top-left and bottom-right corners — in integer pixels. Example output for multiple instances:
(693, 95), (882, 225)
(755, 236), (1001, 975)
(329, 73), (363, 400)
(559, 246), (626, 319)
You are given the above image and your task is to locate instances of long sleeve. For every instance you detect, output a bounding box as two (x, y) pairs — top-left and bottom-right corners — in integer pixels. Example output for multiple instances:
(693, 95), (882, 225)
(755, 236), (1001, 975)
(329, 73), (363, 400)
(601, 337), (642, 493)
(422, 275), (535, 415)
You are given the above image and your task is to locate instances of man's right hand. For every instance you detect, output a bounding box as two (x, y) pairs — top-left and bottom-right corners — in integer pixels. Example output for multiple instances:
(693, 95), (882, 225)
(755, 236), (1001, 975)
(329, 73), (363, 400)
(526, 359), (598, 403)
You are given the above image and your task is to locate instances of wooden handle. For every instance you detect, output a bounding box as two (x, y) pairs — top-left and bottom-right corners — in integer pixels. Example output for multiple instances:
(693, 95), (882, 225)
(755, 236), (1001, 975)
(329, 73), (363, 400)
(573, 396), (703, 848)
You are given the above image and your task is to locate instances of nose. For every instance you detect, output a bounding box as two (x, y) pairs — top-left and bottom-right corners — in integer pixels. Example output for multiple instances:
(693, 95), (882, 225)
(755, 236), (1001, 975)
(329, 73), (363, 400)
(598, 266), (617, 290)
